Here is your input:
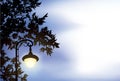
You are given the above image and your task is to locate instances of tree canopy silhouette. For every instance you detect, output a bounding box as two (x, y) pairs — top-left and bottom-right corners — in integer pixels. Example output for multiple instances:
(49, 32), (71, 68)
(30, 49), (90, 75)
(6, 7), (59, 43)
(0, 0), (59, 81)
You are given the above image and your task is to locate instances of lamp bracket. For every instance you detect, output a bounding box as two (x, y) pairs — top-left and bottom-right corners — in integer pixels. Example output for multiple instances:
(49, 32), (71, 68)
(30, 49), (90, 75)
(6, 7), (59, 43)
(16, 39), (33, 50)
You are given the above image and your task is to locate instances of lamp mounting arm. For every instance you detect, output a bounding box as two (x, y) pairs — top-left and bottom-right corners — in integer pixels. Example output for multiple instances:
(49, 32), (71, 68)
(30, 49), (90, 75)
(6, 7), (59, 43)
(16, 39), (33, 50)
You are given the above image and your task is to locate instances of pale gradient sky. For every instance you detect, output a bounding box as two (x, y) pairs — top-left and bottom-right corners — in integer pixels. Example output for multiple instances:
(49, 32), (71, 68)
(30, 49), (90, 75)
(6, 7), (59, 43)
(15, 0), (120, 81)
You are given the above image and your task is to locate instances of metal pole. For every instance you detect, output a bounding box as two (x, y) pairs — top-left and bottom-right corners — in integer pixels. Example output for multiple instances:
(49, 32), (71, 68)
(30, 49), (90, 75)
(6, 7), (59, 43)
(15, 42), (18, 81)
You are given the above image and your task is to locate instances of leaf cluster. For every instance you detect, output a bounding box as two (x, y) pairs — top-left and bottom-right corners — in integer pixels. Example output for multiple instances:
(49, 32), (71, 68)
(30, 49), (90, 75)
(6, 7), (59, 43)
(0, 50), (27, 81)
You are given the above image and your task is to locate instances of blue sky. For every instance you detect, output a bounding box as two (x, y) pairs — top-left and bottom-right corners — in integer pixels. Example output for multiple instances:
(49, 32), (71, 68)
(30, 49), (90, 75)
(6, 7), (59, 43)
(23, 0), (120, 81)
(2, 0), (120, 81)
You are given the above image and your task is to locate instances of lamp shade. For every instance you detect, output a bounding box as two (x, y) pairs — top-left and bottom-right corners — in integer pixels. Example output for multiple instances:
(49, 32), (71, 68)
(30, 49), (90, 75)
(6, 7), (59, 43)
(22, 51), (39, 68)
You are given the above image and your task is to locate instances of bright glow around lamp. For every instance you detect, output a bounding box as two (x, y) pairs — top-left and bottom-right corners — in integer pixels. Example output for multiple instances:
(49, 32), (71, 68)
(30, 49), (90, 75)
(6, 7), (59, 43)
(22, 48), (39, 68)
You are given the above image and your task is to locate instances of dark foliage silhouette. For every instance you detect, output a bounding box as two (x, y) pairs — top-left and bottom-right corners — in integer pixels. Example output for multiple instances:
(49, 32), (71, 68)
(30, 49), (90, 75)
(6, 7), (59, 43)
(0, 0), (59, 81)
